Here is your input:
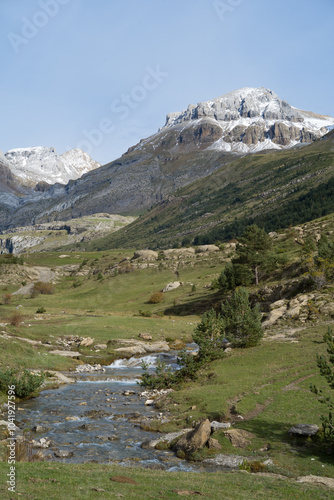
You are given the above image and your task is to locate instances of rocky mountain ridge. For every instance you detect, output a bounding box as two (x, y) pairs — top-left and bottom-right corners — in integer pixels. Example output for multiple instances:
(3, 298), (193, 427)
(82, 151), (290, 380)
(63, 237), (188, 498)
(3, 147), (100, 187)
(160, 87), (334, 153)
(1, 87), (333, 231)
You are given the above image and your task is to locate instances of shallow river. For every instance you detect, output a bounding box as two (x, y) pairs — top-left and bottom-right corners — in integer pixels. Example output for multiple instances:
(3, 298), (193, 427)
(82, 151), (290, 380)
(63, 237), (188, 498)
(16, 350), (209, 472)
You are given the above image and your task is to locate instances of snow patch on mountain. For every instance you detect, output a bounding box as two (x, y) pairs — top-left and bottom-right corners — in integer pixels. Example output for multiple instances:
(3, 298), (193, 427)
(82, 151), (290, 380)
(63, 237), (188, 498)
(4, 147), (100, 186)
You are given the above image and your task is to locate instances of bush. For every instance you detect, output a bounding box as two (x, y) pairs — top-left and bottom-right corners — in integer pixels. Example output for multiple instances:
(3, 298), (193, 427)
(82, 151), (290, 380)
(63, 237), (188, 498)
(9, 313), (23, 327)
(149, 291), (164, 304)
(36, 307), (46, 314)
(0, 369), (44, 398)
(138, 310), (152, 317)
(3, 293), (12, 305)
(221, 287), (263, 348)
(31, 282), (54, 298)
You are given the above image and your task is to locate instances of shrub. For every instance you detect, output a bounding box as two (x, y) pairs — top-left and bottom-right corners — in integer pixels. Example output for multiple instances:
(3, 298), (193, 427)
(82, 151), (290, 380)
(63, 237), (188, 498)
(3, 293), (12, 305)
(138, 310), (152, 317)
(239, 460), (266, 473)
(31, 282), (54, 297)
(9, 313), (23, 327)
(149, 292), (164, 304)
(0, 369), (44, 398)
(36, 307), (46, 314)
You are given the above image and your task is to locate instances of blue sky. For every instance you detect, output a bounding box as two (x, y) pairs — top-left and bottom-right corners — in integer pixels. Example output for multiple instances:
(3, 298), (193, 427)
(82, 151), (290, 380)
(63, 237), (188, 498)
(1, 0), (333, 165)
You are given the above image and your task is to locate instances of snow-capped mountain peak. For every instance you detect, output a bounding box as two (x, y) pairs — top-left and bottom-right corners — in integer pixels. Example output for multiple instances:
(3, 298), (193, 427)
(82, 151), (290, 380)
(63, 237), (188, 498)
(4, 147), (100, 186)
(161, 87), (334, 153)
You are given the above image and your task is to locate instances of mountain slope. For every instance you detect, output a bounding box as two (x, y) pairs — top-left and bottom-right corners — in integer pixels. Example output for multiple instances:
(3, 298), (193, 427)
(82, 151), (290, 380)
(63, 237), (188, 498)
(88, 129), (334, 249)
(1, 87), (333, 230)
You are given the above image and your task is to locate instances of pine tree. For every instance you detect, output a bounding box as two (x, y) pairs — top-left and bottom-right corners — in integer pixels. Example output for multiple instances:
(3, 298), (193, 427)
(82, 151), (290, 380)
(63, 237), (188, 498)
(221, 287), (263, 348)
(233, 225), (272, 285)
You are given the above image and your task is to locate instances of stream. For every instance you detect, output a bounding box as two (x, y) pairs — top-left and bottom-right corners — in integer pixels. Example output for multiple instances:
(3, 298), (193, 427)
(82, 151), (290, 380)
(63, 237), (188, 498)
(15, 349), (208, 472)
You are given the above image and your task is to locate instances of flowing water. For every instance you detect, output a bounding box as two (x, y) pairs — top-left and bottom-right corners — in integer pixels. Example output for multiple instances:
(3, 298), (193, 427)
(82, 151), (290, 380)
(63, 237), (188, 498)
(15, 349), (208, 472)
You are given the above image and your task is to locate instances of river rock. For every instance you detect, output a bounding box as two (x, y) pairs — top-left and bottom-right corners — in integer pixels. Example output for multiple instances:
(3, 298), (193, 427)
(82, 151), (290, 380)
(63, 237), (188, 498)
(141, 429), (192, 450)
(288, 424), (319, 436)
(32, 425), (49, 433)
(174, 419), (211, 454)
(144, 399), (155, 406)
(32, 437), (51, 448)
(54, 450), (74, 458)
(203, 454), (249, 468)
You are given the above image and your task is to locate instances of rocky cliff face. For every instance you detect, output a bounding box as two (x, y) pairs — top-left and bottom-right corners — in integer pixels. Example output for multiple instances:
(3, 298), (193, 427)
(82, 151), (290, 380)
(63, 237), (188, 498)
(4, 147), (100, 187)
(161, 87), (334, 153)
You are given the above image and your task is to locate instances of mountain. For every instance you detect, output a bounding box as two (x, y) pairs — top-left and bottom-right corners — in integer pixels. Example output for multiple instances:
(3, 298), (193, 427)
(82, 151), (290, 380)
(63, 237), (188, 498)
(160, 87), (334, 153)
(4, 147), (100, 187)
(87, 129), (334, 250)
(1, 87), (333, 230)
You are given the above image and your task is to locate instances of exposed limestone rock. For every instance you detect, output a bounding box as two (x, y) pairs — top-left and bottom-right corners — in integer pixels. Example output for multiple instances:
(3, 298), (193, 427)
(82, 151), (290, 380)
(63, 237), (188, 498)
(203, 454), (250, 468)
(163, 281), (181, 292)
(211, 421), (232, 431)
(296, 475), (334, 488)
(109, 339), (170, 357)
(196, 245), (220, 253)
(132, 250), (158, 261)
(288, 424), (319, 436)
(162, 248), (196, 259)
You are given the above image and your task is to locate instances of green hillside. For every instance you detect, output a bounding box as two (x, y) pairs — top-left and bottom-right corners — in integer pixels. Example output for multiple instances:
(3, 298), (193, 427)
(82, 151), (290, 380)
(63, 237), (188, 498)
(84, 130), (334, 250)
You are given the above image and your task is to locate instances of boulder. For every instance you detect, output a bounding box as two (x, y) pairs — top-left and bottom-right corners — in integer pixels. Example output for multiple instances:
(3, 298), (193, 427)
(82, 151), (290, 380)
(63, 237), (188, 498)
(163, 281), (181, 292)
(288, 424), (319, 436)
(174, 419), (211, 454)
(211, 421), (231, 432)
(224, 429), (255, 448)
(138, 333), (152, 341)
(80, 337), (94, 347)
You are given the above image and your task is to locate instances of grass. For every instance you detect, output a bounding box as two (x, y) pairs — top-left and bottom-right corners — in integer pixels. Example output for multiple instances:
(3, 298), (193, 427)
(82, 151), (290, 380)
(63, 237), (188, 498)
(0, 223), (334, 494)
(0, 463), (333, 499)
